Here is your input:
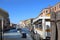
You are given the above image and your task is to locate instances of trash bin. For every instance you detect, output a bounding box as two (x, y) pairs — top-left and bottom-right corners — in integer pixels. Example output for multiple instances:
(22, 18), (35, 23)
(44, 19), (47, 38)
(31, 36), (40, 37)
(22, 33), (27, 38)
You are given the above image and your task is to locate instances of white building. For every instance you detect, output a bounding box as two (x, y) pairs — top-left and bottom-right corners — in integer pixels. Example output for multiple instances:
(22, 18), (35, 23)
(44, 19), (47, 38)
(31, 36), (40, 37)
(33, 8), (51, 40)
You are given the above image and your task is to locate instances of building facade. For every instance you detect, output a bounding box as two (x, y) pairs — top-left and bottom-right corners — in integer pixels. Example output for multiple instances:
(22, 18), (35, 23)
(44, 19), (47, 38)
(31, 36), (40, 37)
(33, 2), (60, 40)
(0, 8), (10, 31)
(19, 21), (26, 28)
(19, 18), (34, 31)
(33, 8), (50, 39)
(24, 18), (33, 31)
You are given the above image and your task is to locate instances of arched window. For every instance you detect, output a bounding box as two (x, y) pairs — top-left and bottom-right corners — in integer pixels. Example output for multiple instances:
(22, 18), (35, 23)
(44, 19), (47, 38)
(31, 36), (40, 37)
(46, 10), (48, 13)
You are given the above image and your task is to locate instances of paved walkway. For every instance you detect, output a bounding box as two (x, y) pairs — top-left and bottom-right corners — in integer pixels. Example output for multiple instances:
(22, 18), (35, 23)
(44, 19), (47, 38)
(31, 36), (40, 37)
(3, 32), (33, 40)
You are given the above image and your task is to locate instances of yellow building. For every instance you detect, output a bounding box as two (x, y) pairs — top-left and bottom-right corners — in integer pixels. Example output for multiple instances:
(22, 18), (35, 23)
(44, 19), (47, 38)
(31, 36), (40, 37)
(24, 18), (33, 31)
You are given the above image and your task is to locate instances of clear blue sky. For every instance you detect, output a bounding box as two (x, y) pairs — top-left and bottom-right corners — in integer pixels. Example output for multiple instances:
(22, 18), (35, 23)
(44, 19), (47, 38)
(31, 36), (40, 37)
(0, 0), (60, 24)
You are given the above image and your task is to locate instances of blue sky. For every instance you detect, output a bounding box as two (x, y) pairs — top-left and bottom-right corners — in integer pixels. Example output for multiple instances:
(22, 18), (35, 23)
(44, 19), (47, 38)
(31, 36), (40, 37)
(0, 0), (60, 24)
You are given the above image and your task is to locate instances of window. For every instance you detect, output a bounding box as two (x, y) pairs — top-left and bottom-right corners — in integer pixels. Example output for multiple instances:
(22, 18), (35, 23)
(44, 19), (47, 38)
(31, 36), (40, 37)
(44, 11), (45, 13)
(46, 25), (50, 29)
(38, 24), (42, 29)
(59, 4), (60, 8)
(52, 8), (54, 11)
(46, 10), (48, 13)
(55, 7), (56, 10)
(35, 24), (38, 28)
